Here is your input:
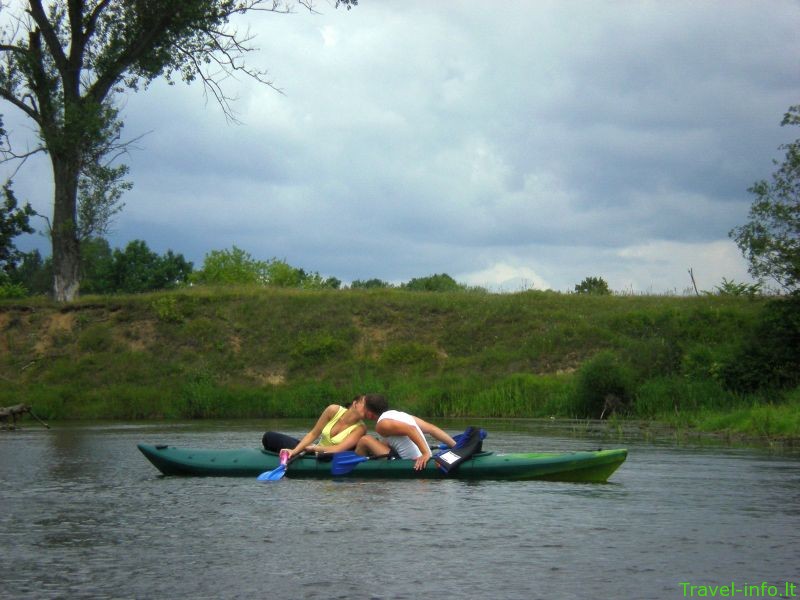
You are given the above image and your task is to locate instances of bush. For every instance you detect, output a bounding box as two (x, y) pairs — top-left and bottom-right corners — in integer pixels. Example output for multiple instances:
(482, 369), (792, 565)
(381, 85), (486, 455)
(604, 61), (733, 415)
(573, 351), (635, 418)
(77, 324), (114, 352)
(380, 342), (440, 371)
(634, 377), (734, 417)
(720, 294), (800, 392)
(192, 246), (268, 285)
(711, 278), (762, 297)
(10, 249), (50, 295)
(351, 278), (393, 289)
(681, 345), (723, 381)
(290, 332), (349, 367)
(0, 277), (27, 298)
(574, 276), (611, 295)
(152, 296), (185, 323)
(402, 273), (465, 292)
(82, 239), (192, 294)
(192, 248), (339, 290)
(620, 337), (682, 380)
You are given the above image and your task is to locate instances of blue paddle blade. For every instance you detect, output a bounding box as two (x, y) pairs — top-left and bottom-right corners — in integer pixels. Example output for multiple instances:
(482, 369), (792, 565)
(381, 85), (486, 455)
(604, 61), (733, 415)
(256, 464), (287, 482)
(331, 451), (369, 476)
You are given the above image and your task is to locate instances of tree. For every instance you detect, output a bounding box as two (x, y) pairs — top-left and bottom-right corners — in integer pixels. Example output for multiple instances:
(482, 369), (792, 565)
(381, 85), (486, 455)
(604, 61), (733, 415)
(99, 239), (191, 294)
(574, 276), (611, 295)
(192, 246), (339, 289)
(0, 1), (335, 301)
(402, 273), (465, 292)
(351, 278), (393, 289)
(0, 181), (35, 275)
(720, 294), (800, 392)
(730, 106), (800, 293)
(9, 248), (51, 294)
(192, 246), (269, 285)
(265, 258), (340, 289)
(78, 236), (113, 293)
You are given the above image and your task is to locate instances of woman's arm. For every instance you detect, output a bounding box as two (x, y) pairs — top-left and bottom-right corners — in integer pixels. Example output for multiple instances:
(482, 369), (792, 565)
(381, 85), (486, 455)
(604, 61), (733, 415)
(288, 404), (338, 457)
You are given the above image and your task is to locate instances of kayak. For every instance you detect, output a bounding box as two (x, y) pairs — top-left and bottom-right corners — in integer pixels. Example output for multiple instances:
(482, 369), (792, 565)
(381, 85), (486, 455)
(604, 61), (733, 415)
(137, 444), (627, 482)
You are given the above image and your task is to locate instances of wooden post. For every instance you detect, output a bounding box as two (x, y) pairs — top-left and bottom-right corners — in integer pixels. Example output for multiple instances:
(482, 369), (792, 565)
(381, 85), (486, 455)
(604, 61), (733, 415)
(688, 268), (700, 296)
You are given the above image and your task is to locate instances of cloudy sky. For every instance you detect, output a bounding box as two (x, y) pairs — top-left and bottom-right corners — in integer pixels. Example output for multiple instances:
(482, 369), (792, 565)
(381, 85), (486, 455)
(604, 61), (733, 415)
(6, 0), (800, 293)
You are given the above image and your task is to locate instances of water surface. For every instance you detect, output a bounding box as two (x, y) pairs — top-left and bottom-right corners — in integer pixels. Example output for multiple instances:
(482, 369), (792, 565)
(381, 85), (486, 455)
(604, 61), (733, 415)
(1, 420), (798, 599)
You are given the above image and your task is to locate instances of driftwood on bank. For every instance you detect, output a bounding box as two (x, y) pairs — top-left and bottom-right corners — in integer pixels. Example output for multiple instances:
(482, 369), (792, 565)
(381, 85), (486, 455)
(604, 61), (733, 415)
(0, 404), (50, 430)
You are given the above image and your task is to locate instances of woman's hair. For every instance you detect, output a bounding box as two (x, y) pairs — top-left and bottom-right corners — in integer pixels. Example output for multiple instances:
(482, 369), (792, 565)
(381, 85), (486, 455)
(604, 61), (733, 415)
(362, 394), (388, 416)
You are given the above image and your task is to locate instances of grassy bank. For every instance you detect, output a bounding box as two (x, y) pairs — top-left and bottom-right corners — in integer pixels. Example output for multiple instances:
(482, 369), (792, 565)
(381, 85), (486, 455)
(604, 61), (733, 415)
(1, 286), (797, 442)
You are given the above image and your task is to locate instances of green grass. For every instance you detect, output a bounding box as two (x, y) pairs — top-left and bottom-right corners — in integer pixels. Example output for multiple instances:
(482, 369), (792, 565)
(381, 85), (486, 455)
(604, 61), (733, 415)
(1, 286), (797, 443)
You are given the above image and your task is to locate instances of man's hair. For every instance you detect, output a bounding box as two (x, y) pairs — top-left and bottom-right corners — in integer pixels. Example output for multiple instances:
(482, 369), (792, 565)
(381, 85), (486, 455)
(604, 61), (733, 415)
(363, 394), (388, 416)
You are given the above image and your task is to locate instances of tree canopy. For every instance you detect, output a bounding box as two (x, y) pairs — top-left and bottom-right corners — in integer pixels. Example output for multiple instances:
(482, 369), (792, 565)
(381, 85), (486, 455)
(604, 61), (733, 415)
(730, 105), (800, 293)
(191, 245), (340, 289)
(402, 273), (466, 293)
(574, 276), (611, 295)
(0, 181), (35, 274)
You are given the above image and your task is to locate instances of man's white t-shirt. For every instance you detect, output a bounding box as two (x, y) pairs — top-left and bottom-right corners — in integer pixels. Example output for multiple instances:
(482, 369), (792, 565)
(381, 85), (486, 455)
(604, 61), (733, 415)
(377, 410), (425, 459)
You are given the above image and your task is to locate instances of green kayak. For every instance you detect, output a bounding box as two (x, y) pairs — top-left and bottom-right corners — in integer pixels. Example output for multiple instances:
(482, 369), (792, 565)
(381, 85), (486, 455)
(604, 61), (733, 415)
(137, 444), (627, 482)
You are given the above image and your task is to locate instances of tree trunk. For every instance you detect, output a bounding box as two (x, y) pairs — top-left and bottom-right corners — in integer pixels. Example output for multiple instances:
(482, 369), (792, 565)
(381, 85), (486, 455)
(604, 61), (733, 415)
(51, 156), (81, 302)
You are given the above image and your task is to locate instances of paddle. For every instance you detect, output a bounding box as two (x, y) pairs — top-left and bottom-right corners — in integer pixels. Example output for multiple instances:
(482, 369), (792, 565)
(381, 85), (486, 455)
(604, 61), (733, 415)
(257, 450), (304, 482)
(331, 451), (391, 476)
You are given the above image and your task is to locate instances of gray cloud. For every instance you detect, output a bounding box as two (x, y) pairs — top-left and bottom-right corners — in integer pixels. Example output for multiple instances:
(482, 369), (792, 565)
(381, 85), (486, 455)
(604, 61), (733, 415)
(6, 0), (800, 292)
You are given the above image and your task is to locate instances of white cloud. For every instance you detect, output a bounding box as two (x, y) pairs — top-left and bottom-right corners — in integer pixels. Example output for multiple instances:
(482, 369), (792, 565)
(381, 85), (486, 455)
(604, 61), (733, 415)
(458, 262), (552, 293)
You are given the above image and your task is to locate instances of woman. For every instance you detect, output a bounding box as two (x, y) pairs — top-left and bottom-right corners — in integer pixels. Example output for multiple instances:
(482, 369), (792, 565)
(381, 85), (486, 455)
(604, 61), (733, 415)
(262, 394), (383, 458)
(356, 406), (456, 471)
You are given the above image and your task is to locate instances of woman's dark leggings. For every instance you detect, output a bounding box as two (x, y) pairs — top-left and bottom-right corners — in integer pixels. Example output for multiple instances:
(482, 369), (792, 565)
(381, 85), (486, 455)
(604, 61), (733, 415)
(262, 431), (301, 452)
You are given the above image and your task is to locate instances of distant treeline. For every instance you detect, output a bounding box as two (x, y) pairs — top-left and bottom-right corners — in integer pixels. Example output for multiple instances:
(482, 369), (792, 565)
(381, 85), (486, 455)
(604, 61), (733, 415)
(2, 239), (489, 297)
(1, 238), (762, 300)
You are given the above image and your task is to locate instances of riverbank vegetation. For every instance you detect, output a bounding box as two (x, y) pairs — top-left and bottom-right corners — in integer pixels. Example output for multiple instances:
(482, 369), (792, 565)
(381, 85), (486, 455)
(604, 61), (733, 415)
(1, 286), (797, 443)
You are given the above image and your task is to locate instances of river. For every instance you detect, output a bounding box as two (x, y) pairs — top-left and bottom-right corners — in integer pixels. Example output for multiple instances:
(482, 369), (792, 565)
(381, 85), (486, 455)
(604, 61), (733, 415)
(1, 420), (798, 600)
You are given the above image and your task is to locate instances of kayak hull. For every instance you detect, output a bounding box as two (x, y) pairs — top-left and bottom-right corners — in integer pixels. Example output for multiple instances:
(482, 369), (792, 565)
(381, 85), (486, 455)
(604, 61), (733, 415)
(137, 444), (627, 482)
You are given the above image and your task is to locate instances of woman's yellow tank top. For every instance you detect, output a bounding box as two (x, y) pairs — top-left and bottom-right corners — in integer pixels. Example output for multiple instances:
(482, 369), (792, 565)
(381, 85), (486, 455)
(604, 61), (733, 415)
(320, 406), (364, 446)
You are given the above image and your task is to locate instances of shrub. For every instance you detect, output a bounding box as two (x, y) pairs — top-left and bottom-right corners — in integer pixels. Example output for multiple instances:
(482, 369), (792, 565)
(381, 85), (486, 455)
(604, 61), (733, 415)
(402, 273), (464, 292)
(620, 337), (682, 380)
(380, 342), (440, 370)
(681, 345), (722, 380)
(710, 278), (762, 297)
(78, 324), (114, 352)
(152, 296), (184, 323)
(634, 377), (734, 417)
(351, 278), (393, 289)
(574, 276), (611, 295)
(573, 351), (635, 418)
(0, 279), (27, 298)
(192, 246), (268, 285)
(720, 294), (800, 392)
(290, 332), (349, 367)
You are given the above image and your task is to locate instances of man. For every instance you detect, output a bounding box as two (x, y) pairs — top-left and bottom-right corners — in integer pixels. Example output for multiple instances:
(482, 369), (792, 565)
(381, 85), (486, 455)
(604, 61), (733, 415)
(359, 397), (456, 471)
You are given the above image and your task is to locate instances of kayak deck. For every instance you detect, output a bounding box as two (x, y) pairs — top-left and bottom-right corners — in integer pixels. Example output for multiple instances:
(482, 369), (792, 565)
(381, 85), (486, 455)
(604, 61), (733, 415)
(137, 444), (627, 482)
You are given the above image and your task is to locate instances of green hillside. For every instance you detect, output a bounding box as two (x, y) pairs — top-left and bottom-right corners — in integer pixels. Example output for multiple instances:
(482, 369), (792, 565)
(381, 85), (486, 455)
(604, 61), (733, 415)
(1, 287), (797, 441)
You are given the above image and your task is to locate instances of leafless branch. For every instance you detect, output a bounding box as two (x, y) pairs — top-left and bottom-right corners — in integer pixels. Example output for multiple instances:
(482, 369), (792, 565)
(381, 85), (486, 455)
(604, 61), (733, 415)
(0, 126), (46, 179)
